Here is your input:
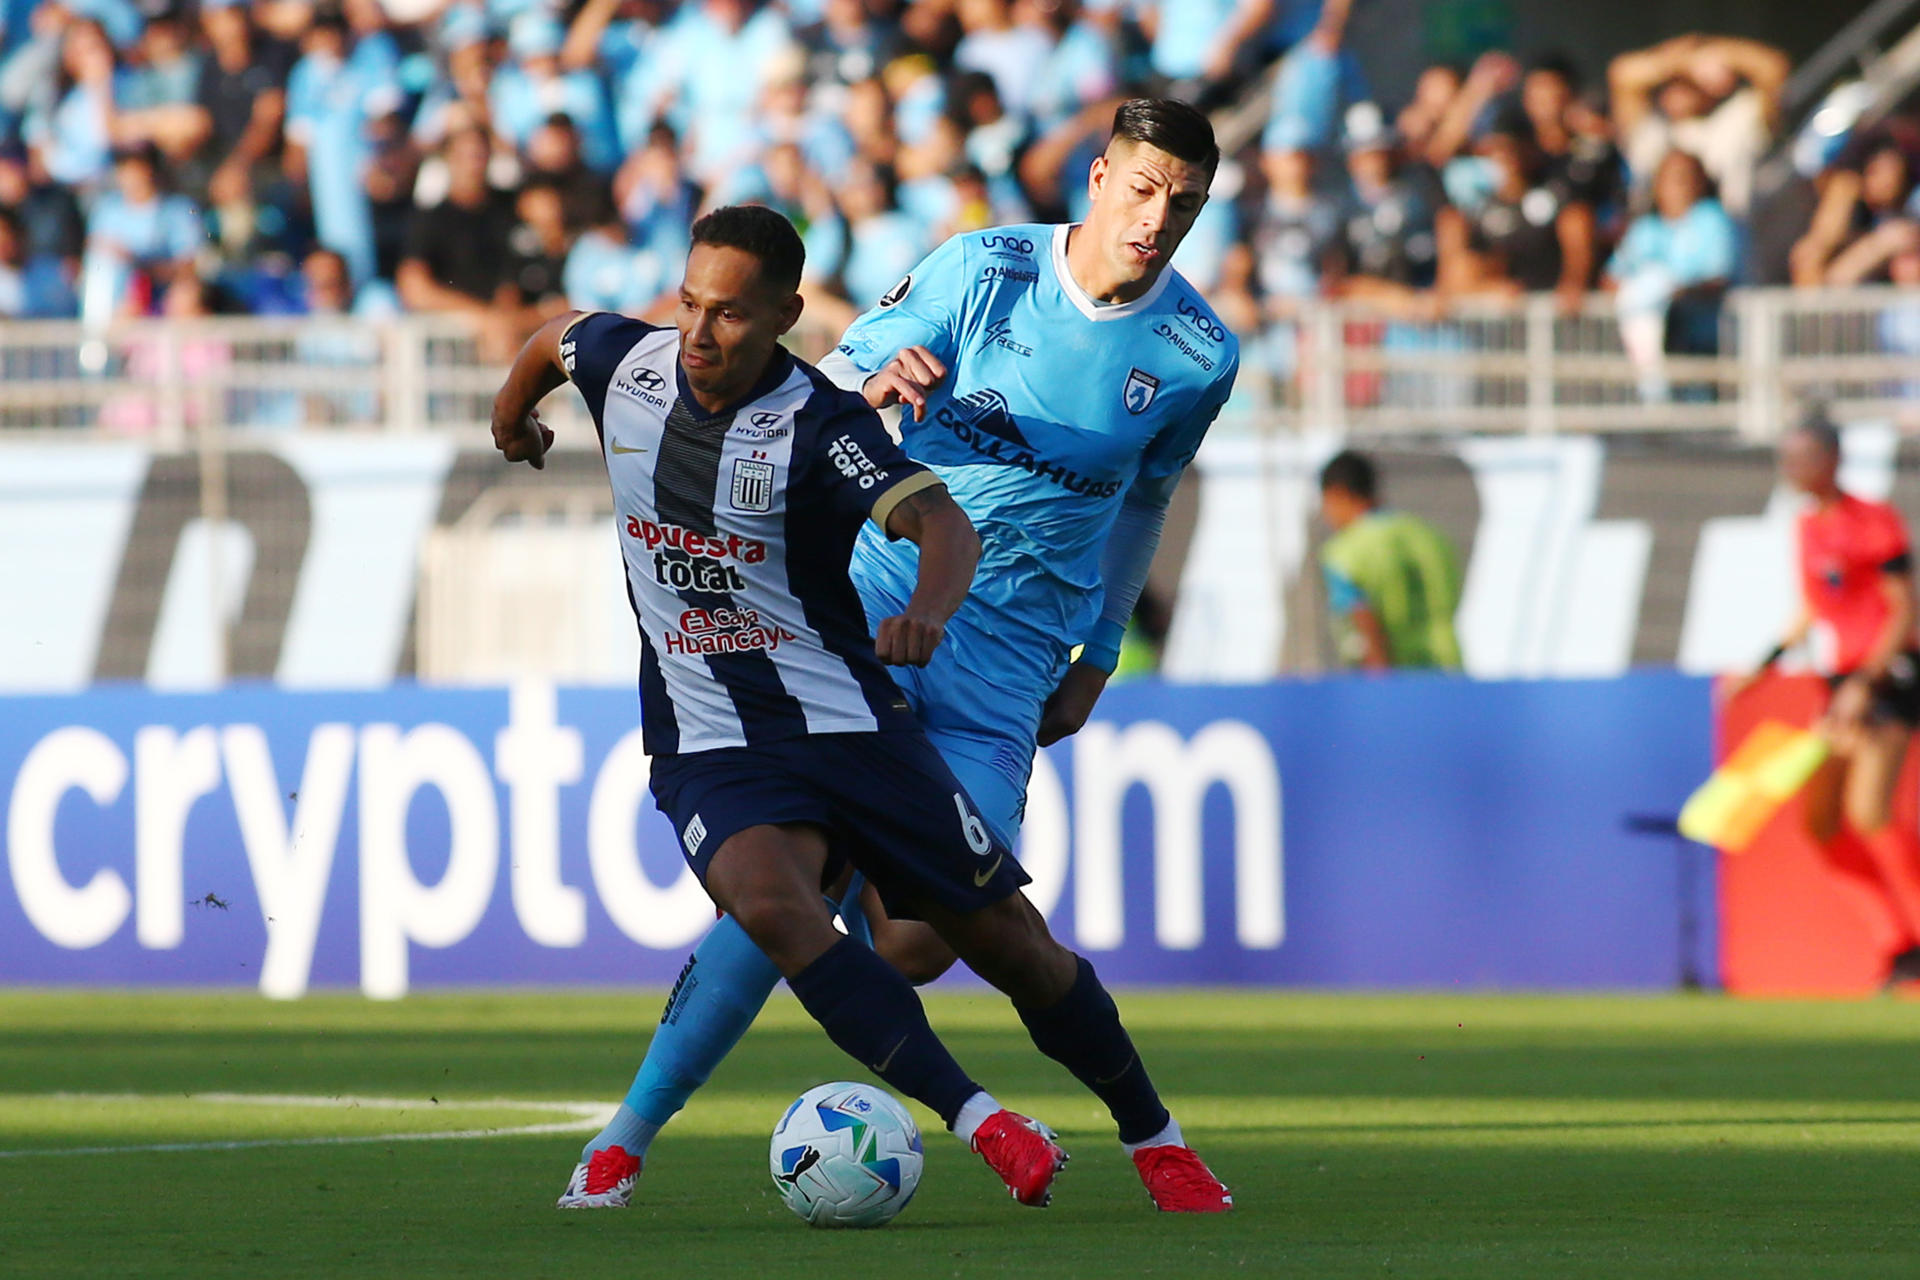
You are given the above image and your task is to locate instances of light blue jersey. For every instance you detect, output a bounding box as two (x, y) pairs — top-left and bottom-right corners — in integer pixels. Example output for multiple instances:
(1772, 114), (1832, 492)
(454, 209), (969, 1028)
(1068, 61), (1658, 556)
(827, 222), (1238, 834)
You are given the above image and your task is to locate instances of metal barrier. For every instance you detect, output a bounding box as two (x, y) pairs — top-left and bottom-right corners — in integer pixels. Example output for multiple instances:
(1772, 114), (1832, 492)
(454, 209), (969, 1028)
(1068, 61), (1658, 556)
(2, 288), (1912, 446)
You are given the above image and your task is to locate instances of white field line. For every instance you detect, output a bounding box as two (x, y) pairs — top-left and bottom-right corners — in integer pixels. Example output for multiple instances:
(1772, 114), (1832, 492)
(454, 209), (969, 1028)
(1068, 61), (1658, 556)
(0, 1093), (616, 1160)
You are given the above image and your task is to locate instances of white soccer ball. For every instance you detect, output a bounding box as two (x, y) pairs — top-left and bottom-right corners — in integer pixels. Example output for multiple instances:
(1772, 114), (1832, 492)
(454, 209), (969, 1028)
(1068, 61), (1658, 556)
(769, 1081), (924, 1228)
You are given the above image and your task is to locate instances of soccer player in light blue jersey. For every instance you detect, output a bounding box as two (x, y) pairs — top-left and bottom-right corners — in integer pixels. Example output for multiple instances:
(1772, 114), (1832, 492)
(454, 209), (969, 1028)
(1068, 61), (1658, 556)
(561, 98), (1239, 1214)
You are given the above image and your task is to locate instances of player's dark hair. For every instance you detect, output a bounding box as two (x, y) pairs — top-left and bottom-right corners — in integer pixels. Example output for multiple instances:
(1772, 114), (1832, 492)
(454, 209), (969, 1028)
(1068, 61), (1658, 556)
(1793, 405), (1842, 457)
(689, 204), (806, 296)
(1110, 98), (1219, 176)
(1320, 449), (1378, 501)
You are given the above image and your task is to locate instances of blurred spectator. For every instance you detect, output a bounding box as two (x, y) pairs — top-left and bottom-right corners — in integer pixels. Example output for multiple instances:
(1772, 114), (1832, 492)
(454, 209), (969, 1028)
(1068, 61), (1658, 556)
(79, 141), (201, 319)
(293, 246), (390, 424)
(1025, 0), (1117, 135)
(99, 266), (232, 433)
(1609, 34), (1787, 218)
(26, 17), (117, 189)
(798, 0), (903, 90)
(612, 120), (695, 263)
(1519, 54), (1623, 226)
(1222, 143), (1336, 386)
(1330, 106), (1437, 307)
(361, 108), (419, 280)
(1603, 149), (1737, 402)
(833, 154), (921, 308)
(564, 206), (673, 316)
(1394, 62), (1460, 163)
(0, 139), (83, 278)
(1422, 50), (1517, 170)
(953, 0), (1048, 121)
(0, 203), (71, 314)
(1435, 109), (1594, 310)
(508, 176), (573, 313)
(665, 0), (796, 185)
(525, 112), (617, 233)
(1318, 448), (1463, 671)
(1262, 0), (1360, 156)
(183, 0), (293, 207)
(285, 7), (402, 284)
(1791, 134), (1920, 287)
(491, 10), (619, 172)
(397, 126), (521, 355)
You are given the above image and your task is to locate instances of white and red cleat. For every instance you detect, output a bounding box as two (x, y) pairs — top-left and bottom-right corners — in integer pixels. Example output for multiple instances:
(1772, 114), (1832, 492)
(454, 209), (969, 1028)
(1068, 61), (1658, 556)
(1132, 1144), (1232, 1212)
(970, 1111), (1069, 1206)
(556, 1145), (642, 1208)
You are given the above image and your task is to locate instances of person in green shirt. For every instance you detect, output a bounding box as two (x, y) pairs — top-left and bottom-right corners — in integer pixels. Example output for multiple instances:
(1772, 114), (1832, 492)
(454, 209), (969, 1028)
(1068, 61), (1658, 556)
(1318, 450), (1465, 670)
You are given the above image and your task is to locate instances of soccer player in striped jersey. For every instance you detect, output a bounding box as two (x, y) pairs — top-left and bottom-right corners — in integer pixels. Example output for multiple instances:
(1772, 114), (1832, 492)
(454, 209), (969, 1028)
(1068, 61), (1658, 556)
(496, 203), (1222, 1210)
(563, 99), (1237, 1213)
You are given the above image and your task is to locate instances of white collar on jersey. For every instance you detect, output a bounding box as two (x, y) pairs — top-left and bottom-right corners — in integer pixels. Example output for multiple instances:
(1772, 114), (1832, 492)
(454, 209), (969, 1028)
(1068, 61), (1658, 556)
(1049, 222), (1175, 322)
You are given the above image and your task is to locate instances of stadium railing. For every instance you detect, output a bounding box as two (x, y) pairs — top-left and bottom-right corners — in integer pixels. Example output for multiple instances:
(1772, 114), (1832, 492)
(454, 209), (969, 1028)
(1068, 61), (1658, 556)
(2, 287), (1912, 446)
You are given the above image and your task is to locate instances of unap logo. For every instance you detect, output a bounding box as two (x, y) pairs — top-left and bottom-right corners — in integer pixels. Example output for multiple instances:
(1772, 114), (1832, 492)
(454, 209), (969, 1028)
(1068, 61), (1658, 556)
(1123, 368), (1161, 415)
(1175, 298), (1227, 343)
(980, 233), (1035, 254)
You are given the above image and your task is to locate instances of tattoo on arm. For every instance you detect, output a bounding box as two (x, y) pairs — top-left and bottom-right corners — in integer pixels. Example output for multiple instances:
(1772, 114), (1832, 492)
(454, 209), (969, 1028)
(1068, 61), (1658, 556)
(888, 485), (949, 541)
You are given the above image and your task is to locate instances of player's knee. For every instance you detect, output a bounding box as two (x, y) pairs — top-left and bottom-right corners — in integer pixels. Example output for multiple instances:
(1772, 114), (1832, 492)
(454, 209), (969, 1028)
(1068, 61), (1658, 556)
(956, 896), (1068, 1000)
(874, 924), (957, 985)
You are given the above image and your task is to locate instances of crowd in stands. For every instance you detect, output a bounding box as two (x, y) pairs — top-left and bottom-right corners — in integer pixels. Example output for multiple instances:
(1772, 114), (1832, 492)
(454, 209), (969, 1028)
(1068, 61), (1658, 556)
(0, 0), (1916, 394)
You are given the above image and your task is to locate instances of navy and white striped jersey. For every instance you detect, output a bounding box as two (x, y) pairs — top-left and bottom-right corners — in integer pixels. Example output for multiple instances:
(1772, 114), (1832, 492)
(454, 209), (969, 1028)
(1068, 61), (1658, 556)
(561, 310), (943, 755)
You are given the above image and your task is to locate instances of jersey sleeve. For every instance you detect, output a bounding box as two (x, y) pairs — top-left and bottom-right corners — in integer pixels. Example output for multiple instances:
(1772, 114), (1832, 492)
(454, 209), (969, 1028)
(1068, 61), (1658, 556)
(827, 233), (972, 376)
(1870, 505), (1913, 572)
(1320, 548), (1367, 616)
(806, 394), (943, 535)
(1132, 345), (1240, 503)
(558, 310), (653, 401)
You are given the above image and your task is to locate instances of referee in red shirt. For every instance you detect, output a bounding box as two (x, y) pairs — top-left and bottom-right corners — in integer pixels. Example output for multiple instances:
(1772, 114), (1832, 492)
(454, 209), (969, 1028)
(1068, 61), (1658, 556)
(1744, 410), (1920, 984)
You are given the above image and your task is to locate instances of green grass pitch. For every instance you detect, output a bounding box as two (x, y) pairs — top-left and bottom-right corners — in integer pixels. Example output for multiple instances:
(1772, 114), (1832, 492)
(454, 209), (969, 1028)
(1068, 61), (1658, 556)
(3, 989), (1918, 1278)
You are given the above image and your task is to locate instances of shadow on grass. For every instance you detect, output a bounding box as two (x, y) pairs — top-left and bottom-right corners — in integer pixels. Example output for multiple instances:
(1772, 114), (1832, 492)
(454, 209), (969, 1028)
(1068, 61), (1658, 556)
(8, 1022), (1920, 1106)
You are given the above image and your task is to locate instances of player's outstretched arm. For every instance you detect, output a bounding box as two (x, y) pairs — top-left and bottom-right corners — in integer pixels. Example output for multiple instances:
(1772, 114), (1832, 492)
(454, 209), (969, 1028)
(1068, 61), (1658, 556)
(875, 485), (980, 667)
(490, 311), (577, 469)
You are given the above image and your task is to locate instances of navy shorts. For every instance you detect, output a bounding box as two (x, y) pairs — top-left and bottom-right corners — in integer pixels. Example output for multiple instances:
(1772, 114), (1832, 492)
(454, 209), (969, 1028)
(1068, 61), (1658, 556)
(648, 730), (1031, 918)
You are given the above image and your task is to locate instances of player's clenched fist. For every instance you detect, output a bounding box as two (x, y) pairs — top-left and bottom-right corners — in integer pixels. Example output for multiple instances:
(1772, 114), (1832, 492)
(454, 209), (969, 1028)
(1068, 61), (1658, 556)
(863, 345), (948, 421)
(874, 610), (946, 666)
(492, 407), (555, 469)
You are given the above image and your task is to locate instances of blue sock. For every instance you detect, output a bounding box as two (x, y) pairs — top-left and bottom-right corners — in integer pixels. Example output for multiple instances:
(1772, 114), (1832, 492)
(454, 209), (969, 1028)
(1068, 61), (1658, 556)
(1016, 954), (1170, 1145)
(580, 915), (781, 1163)
(787, 937), (982, 1127)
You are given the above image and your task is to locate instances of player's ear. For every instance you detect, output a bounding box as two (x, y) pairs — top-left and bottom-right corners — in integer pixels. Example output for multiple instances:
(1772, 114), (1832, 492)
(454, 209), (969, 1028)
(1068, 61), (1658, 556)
(776, 289), (804, 337)
(1088, 153), (1109, 202)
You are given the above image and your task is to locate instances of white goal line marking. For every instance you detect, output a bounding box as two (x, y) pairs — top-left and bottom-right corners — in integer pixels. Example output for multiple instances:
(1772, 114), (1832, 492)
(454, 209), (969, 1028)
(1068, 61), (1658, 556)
(0, 1093), (616, 1160)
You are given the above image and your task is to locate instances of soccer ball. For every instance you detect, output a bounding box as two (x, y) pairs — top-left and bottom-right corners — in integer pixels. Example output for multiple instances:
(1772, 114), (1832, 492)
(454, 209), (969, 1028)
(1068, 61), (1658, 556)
(769, 1081), (924, 1227)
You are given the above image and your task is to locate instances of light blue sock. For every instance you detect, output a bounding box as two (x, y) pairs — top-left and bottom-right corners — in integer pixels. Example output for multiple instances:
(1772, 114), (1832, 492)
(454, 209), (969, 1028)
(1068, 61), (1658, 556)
(580, 880), (874, 1164)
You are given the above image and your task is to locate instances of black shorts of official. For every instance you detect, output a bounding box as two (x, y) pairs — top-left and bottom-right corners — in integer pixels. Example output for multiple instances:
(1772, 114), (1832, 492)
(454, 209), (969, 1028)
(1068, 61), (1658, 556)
(648, 729), (1031, 919)
(1828, 650), (1920, 728)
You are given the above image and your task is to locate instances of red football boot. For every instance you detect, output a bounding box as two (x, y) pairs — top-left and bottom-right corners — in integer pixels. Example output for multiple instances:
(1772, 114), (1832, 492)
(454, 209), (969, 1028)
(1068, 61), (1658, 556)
(971, 1111), (1069, 1206)
(1132, 1145), (1232, 1213)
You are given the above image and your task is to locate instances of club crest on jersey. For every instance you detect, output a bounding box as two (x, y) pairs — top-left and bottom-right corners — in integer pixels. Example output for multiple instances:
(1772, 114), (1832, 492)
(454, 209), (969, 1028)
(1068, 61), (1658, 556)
(1123, 368), (1161, 415)
(878, 275), (912, 309)
(730, 458), (775, 512)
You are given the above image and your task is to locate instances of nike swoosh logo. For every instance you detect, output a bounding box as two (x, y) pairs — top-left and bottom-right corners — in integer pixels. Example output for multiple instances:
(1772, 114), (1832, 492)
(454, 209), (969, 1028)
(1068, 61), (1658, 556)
(871, 1034), (908, 1074)
(611, 441), (649, 455)
(973, 853), (1004, 888)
